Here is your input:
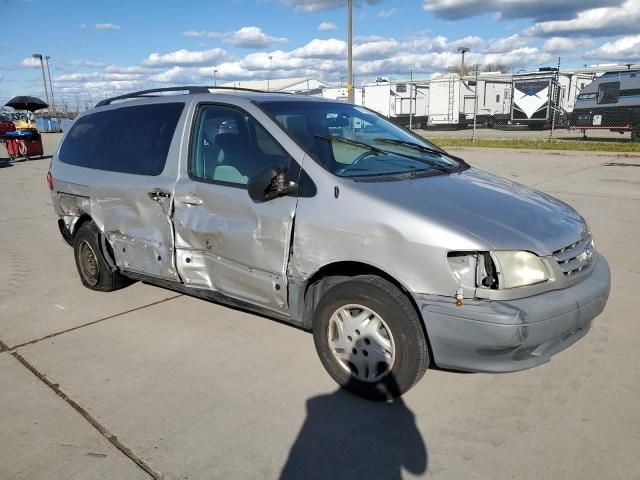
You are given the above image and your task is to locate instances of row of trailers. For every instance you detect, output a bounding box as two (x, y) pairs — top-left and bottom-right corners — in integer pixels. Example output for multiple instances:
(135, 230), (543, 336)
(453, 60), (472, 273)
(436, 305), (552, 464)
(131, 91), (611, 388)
(322, 66), (640, 137)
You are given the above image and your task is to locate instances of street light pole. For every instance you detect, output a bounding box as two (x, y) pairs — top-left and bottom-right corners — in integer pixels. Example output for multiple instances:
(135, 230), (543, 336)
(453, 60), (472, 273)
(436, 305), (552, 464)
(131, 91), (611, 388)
(45, 56), (56, 117)
(457, 47), (470, 75)
(347, 0), (354, 103)
(268, 55), (273, 92)
(32, 54), (50, 114)
(214, 69), (218, 86)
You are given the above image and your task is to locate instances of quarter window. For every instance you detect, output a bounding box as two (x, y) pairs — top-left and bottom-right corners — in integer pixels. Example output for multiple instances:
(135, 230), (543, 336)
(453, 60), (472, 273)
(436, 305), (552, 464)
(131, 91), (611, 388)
(190, 105), (290, 186)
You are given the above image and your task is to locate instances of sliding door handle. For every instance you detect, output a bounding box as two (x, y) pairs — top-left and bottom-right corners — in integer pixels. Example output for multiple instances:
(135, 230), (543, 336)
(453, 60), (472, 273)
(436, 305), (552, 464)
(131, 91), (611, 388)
(176, 195), (203, 206)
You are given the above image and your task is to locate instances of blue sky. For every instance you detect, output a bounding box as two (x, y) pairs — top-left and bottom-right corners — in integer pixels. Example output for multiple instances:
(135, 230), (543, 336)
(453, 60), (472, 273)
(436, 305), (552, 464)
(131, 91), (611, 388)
(1, 0), (639, 107)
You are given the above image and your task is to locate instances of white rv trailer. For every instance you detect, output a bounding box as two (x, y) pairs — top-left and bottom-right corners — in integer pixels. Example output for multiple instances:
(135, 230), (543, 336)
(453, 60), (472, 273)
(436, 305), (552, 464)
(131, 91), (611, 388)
(321, 87), (364, 105)
(358, 81), (429, 127)
(426, 73), (512, 127)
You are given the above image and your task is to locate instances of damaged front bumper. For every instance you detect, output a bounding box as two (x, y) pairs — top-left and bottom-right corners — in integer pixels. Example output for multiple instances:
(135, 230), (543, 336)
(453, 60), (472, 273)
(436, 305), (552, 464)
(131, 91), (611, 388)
(416, 253), (611, 373)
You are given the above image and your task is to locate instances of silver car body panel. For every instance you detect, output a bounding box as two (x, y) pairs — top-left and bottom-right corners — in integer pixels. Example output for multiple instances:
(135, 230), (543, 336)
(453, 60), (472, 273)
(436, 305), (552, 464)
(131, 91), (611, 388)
(50, 91), (611, 372)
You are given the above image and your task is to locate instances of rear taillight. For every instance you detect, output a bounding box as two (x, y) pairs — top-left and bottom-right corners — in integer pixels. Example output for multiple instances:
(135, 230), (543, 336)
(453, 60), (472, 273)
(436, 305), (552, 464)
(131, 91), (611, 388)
(47, 171), (54, 191)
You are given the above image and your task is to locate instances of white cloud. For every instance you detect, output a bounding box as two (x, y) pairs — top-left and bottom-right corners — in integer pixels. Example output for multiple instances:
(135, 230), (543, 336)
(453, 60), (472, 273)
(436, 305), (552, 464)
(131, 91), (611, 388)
(318, 21), (337, 31)
(183, 26), (287, 48)
(70, 59), (109, 68)
(143, 48), (229, 67)
(422, 0), (622, 21)
(227, 26), (287, 48)
(585, 35), (640, 60)
(20, 57), (41, 68)
(292, 38), (346, 59)
(484, 35), (526, 53)
(543, 37), (593, 52)
(280, 0), (381, 12)
(149, 66), (190, 83)
(524, 0), (640, 37)
(378, 8), (397, 18)
(95, 23), (121, 31)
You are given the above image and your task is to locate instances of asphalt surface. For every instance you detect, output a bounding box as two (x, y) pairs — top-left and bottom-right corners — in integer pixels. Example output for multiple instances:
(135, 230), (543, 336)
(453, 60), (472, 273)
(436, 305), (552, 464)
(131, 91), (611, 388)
(1, 133), (639, 480)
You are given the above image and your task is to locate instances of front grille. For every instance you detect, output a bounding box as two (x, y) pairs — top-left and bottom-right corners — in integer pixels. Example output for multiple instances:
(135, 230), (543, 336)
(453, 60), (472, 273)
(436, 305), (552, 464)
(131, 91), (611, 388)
(553, 233), (595, 277)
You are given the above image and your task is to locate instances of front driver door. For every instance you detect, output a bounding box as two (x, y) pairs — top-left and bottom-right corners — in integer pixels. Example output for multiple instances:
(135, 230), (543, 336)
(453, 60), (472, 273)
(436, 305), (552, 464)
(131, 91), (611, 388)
(172, 104), (298, 314)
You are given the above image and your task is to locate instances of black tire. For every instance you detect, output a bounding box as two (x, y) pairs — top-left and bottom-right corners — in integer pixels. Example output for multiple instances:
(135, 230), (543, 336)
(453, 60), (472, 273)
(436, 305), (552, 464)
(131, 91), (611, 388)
(73, 221), (131, 291)
(631, 126), (640, 143)
(312, 275), (429, 401)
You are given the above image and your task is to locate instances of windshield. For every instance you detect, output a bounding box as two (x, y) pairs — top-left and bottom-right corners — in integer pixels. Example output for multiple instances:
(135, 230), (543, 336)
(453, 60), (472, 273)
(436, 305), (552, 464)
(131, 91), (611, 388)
(259, 101), (467, 179)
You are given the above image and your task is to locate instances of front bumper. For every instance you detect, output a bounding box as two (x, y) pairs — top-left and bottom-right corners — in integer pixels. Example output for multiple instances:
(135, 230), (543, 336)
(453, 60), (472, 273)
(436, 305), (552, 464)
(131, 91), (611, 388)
(416, 253), (611, 372)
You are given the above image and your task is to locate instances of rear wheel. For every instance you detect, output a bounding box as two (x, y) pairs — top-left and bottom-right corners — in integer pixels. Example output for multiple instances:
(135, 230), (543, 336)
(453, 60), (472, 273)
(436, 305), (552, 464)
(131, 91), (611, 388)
(73, 221), (131, 291)
(631, 125), (640, 142)
(312, 275), (429, 401)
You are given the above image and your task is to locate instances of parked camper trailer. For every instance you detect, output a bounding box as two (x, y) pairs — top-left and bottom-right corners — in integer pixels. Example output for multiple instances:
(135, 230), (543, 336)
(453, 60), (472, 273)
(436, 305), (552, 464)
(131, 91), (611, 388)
(511, 70), (595, 129)
(361, 81), (429, 127)
(321, 87), (364, 105)
(425, 73), (511, 128)
(570, 69), (640, 141)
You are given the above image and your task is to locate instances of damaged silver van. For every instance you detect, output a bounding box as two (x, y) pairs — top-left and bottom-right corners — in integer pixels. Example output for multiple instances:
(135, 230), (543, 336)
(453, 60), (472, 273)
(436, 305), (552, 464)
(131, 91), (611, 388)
(49, 87), (611, 400)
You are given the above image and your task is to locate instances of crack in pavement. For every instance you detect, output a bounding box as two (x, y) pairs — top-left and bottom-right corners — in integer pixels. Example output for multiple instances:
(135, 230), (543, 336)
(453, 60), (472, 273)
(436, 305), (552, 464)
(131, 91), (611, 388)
(11, 350), (162, 479)
(0, 339), (9, 353)
(530, 164), (600, 188)
(7, 294), (183, 352)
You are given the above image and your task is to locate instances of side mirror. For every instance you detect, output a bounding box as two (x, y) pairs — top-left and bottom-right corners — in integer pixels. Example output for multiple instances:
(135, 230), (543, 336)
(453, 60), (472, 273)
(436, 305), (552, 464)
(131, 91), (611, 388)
(248, 166), (298, 202)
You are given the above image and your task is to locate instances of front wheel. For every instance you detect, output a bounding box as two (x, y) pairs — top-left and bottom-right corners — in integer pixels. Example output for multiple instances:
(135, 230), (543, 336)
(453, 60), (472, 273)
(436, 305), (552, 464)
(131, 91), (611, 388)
(312, 275), (429, 401)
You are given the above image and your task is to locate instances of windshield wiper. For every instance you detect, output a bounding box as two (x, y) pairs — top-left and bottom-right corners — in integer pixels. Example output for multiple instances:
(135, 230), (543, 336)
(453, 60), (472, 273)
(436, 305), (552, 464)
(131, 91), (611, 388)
(315, 135), (451, 174)
(314, 135), (386, 154)
(373, 138), (469, 170)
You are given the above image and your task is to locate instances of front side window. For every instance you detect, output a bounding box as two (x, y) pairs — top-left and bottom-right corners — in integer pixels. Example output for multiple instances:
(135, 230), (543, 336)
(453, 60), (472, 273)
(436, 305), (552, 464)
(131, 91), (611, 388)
(59, 103), (184, 175)
(260, 101), (466, 179)
(190, 105), (290, 186)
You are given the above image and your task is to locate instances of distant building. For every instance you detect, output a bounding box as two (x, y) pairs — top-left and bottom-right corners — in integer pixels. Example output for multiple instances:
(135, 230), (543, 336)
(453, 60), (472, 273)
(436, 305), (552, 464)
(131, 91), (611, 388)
(220, 77), (329, 95)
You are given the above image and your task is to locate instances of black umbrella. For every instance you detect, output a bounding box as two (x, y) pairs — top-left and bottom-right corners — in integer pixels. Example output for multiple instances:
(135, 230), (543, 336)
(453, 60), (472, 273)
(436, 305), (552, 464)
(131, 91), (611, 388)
(5, 96), (48, 112)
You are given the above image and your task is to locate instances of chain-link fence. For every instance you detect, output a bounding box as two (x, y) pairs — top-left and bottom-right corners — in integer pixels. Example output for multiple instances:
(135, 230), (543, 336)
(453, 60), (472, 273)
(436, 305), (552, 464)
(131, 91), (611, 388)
(361, 59), (640, 145)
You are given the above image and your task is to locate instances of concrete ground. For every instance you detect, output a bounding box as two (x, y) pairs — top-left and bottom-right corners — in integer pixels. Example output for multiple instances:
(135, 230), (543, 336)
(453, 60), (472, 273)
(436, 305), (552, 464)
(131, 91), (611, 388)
(1, 133), (639, 480)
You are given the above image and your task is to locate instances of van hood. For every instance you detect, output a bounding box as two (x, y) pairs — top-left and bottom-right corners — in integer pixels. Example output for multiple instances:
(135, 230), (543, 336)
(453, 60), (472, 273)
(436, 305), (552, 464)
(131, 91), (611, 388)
(352, 168), (585, 255)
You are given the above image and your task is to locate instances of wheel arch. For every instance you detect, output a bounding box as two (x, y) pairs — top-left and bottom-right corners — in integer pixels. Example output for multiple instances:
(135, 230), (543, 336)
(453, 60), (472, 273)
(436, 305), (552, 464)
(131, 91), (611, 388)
(296, 261), (430, 340)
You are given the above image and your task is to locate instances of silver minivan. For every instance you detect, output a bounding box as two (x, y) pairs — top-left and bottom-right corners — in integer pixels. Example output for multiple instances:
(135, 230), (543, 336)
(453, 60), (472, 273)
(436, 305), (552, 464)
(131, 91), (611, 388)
(49, 87), (611, 400)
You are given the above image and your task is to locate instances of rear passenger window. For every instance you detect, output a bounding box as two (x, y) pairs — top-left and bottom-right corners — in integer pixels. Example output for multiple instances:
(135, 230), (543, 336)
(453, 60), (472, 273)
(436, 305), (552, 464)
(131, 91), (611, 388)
(190, 105), (290, 187)
(59, 103), (184, 175)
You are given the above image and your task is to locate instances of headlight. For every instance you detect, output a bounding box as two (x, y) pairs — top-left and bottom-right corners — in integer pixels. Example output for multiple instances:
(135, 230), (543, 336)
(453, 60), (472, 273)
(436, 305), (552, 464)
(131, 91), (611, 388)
(492, 251), (548, 289)
(447, 250), (548, 290)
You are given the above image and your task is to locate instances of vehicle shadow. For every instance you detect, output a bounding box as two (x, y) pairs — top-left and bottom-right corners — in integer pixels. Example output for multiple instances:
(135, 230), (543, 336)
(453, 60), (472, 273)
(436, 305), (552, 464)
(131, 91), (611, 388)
(279, 375), (428, 480)
(0, 158), (13, 168)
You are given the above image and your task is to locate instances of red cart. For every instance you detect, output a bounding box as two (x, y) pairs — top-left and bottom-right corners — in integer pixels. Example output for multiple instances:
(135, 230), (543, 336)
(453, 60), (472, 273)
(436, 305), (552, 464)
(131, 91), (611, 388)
(1, 129), (44, 160)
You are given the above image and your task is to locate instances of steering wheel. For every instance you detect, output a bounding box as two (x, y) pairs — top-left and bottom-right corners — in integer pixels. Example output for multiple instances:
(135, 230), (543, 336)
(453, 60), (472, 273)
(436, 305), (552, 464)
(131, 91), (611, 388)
(350, 150), (379, 167)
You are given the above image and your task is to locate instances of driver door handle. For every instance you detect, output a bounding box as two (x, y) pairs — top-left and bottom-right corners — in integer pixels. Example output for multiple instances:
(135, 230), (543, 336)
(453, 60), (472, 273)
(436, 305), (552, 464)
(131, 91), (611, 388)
(176, 195), (203, 206)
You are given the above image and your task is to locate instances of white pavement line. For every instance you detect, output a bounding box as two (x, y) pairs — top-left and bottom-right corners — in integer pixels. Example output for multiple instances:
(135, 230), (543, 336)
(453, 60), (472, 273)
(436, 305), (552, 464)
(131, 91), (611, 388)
(11, 350), (162, 480)
(8, 294), (183, 351)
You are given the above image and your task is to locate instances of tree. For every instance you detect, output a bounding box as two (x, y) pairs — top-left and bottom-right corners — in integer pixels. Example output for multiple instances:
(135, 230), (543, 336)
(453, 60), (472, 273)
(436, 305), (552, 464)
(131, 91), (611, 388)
(446, 64), (476, 76)
(483, 63), (511, 73)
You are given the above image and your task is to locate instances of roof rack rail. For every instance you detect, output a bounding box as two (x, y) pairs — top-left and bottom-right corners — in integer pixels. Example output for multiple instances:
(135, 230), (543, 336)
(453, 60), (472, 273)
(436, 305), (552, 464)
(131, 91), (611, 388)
(95, 85), (289, 107)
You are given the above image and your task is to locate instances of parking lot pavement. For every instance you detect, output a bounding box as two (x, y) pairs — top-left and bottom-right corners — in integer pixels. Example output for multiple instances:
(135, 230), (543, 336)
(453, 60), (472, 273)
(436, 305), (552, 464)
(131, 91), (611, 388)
(1, 133), (639, 479)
